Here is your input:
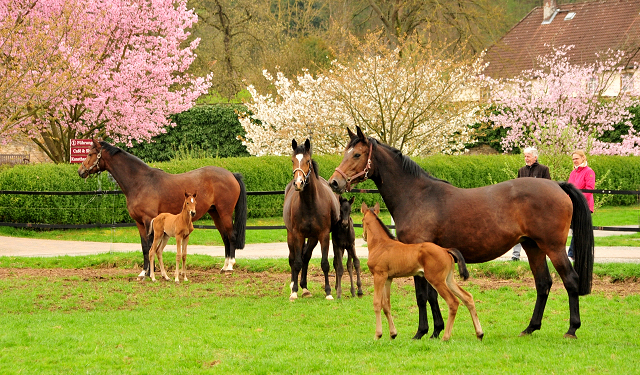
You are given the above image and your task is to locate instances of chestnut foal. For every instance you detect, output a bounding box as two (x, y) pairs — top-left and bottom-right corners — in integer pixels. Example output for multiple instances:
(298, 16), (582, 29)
(361, 202), (483, 341)
(147, 192), (197, 283)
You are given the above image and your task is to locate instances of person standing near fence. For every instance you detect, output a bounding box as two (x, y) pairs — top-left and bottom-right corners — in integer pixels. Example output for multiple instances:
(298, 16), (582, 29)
(511, 147), (551, 261)
(567, 149), (595, 262)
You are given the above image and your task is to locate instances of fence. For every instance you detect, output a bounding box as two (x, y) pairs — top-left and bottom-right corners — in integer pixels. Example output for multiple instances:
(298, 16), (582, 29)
(0, 154), (29, 165)
(0, 188), (638, 231)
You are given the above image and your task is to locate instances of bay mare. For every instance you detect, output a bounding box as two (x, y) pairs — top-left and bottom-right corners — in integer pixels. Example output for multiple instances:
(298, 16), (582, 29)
(283, 139), (340, 300)
(329, 126), (594, 339)
(78, 139), (247, 275)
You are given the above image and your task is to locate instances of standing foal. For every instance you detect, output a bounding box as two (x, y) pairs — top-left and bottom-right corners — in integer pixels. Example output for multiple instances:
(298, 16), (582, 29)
(361, 202), (483, 341)
(331, 196), (363, 298)
(147, 192), (197, 283)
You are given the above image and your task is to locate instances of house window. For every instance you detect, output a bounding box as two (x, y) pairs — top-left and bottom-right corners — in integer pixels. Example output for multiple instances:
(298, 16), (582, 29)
(621, 72), (634, 94)
(587, 76), (599, 93)
(564, 12), (576, 20)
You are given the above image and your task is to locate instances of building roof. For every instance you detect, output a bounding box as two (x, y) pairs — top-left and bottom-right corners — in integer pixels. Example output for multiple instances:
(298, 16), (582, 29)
(483, 0), (640, 78)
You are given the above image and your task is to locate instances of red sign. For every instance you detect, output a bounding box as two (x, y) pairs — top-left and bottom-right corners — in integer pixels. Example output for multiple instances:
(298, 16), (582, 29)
(70, 139), (93, 163)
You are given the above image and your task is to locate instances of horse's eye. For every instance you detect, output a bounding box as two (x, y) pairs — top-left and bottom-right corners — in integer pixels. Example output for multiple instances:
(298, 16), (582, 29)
(354, 153), (361, 158)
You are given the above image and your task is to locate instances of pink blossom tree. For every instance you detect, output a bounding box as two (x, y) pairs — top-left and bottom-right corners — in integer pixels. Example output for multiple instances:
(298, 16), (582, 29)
(488, 46), (639, 166)
(1, 0), (211, 162)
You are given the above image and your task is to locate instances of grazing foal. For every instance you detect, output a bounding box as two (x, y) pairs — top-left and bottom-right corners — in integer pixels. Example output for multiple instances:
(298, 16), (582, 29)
(331, 196), (363, 298)
(147, 192), (197, 283)
(361, 202), (483, 341)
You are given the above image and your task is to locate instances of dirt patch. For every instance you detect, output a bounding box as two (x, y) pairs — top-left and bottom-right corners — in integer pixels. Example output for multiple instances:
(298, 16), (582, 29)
(1, 267), (638, 297)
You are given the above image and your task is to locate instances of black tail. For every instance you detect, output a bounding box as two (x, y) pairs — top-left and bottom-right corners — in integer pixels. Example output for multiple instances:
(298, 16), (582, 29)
(559, 181), (594, 295)
(448, 248), (469, 280)
(233, 173), (247, 249)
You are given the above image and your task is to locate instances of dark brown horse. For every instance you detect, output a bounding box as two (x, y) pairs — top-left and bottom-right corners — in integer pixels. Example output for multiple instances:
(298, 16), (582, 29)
(283, 138), (340, 300)
(78, 139), (247, 276)
(329, 126), (594, 339)
(332, 195), (363, 298)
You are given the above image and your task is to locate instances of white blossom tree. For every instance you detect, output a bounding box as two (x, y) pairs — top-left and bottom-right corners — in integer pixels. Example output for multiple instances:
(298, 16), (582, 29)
(239, 35), (487, 156)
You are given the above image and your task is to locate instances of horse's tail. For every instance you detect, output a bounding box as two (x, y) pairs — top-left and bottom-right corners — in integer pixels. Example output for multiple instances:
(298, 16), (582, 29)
(559, 181), (594, 295)
(448, 248), (469, 281)
(233, 173), (247, 249)
(147, 218), (155, 238)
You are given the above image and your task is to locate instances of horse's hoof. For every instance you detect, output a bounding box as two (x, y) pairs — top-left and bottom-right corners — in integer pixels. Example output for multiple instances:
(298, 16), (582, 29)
(138, 270), (147, 278)
(477, 332), (485, 341)
(289, 292), (298, 301)
(563, 333), (577, 339)
(301, 289), (312, 298)
(375, 334), (382, 340)
(412, 330), (428, 340)
(390, 333), (398, 340)
(325, 295), (334, 300)
(519, 331), (531, 337)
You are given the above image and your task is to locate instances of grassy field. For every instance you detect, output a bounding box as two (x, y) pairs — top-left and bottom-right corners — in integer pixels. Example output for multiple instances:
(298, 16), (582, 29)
(1, 205), (640, 247)
(0, 254), (639, 374)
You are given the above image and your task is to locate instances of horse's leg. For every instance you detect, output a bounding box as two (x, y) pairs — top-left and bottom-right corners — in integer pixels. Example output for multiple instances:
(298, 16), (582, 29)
(429, 280), (459, 342)
(546, 247), (582, 338)
(445, 269), (484, 340)
(174, 236), (182, 283)
(412, 276), (443, 339)
(521, 246), (553, 336)
(136, 222), (152, 278)
(372, 273), (386, 339)
(181, 236), (189, 282)
(210, 210), (236, 272)
(157, 236), (170, 281)
(319, 233), (333, 300)
(300, 237), (317, 298)
(148, 238), (158, 282)
(348, 244), (363, 297)
(332, 245), (344, 299)
(288, 232), (305, 300)
(384, 278), (398, 339)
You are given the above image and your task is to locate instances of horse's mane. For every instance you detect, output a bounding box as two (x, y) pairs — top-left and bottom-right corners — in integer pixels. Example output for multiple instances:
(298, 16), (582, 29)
(292, 146), (319, 179)
(369, 209), (397, 241)
(99, 141), (123, 156)
(348, 136), (450, 184)
(100, 141), (148, 166)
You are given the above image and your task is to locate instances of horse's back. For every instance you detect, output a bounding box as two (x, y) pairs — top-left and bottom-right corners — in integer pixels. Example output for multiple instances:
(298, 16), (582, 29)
(397, 178), (573, 263)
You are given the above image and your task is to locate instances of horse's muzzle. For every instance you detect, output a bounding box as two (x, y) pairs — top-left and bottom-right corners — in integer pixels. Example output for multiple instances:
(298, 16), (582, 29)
(78, 166), (89, 179)
(189, 210), (196, 218)
(328, 176), (346, 193)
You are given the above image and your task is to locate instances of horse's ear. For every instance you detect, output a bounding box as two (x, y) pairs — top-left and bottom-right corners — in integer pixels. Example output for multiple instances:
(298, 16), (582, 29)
(292, 139), (297, 151)
(356, 126), (366, 141)
(348, 196), (355, 205)
(347, 127), (357, 140)
(185, 191), (189, 198)
(92, 138), (101, 148)
(360, 201), (368, 214)
(193, 191), (197, 198)
(373, 202), (380, 215)
(304, 138), (311, 153)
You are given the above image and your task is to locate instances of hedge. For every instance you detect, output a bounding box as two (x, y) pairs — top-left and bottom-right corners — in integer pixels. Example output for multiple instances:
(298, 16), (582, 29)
(1, 153), (639, 225)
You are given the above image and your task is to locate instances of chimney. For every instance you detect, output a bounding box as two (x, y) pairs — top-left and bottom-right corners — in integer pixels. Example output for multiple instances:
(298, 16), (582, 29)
(543, 0), (558, 24)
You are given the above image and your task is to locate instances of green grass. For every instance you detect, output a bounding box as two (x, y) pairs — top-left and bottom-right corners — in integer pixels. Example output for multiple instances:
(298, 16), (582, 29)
(0, 212), (393, 245)
(0, 255), (638, 374)
(2, 205), (640, 247)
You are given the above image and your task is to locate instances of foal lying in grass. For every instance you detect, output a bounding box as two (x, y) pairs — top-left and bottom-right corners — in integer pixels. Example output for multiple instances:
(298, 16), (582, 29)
(361, 202), (483, 341)
(147, 192), (197, 283)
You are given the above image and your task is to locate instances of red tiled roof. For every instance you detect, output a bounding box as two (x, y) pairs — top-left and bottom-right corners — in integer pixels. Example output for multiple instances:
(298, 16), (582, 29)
(484, 0), (640, 78)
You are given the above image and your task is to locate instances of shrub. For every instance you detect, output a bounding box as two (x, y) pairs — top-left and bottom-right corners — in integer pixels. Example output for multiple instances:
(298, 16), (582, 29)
(1, 153), (639, 224)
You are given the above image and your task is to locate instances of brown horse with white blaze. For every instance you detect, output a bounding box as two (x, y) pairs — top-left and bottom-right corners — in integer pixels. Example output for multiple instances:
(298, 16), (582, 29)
(147, 192), (197, 282)
(329, 126), (594, 339)
(283, 138), (340, 300)
(78, 140), (247, 276)
(362, 202), (483, 341)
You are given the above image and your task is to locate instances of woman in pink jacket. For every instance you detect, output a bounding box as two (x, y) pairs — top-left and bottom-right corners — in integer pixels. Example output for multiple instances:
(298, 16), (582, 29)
(567, 149), (595, 261)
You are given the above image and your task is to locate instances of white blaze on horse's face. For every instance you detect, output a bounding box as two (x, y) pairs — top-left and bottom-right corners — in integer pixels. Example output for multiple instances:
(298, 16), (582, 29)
(294, 154), (305, 190)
